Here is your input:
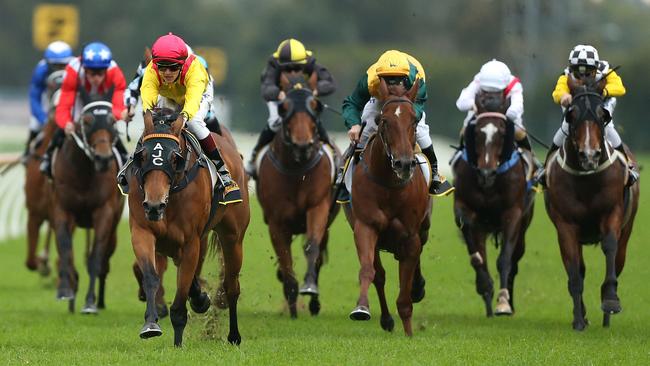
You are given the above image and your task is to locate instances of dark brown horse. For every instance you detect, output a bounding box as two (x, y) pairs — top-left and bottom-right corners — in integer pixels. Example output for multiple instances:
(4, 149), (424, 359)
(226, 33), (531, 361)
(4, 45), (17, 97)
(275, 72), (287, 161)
(344, 78), (431, 336)
(544, 77), (639, 330)
(255, 71), (339, 318)
(452, 91), (535, 317)
(50, 90), (124, 314)
(128, 108), (249, 346)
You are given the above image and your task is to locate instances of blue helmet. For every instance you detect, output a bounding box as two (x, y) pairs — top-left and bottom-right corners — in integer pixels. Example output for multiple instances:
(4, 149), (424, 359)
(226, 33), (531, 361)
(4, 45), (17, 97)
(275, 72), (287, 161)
(44, 41), (73, 65)
(195, 55), (209, 70)
(82, 42), (112, 69)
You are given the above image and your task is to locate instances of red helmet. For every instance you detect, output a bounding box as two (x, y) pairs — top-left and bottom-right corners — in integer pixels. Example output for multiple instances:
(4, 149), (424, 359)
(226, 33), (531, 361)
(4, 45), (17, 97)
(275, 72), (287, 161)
(151, 33), (188, 66)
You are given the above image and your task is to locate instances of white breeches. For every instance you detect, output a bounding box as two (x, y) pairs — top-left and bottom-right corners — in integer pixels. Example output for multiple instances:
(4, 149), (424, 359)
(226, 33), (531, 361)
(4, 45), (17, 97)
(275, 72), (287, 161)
(552, 120), (621, 147)
(358, 97), (432, 149)
(156, 95), (211, 140)
(266, 101), (282, 132)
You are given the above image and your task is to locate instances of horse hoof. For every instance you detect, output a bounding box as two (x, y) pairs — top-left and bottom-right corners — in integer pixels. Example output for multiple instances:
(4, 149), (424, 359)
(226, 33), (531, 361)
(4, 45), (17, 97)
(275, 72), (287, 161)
(601, 299), (621, 314)
(349, 305), (371, 321)
(140, 322), (163, 339)
(411, 278), (426, 303)
(228, 333), (241, 345)
(81, 304), (98, 315)
(157, 303), (169, 319)
(26, 260), (38, 271)
(495, 304), (513, 316)
(572, 320), (588, 331)
(138, 290), (146, 302)
(299, 283), (319, 296)
(57, 288), (75, 301)
(380, 314), (395, 332)
(190, 292), (211, 314)
(308, 297), (321, 316)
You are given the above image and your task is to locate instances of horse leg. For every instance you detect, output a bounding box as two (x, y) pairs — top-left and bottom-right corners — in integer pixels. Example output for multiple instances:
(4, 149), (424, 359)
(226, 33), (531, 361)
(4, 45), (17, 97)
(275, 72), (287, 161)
(37, 225), (53, 277)
(396, 236), (422, 337)
(25, 212), (44, 271)
(349, 221), (378, 321)
(300, 202), (329, 298)
(307, 230), (329, 316)
(155, 254), (169, 318)
(81, 208), (113, 314)
(132, 226), (162, 339)
(133, 261), (146, 301)
(506, 232), (526, 314)
(269, 224), (298, 318)
(169, 237), (200, 347)
(372, 250), (393, 332)
(188, 275), (211, 314)
(557, 223), (587, 330)
(214, 239), (229, 310)
(600, 229), (622, 316)
(219, 230), (244, 345)
(97, 227), (117, 309)
(495, 210), (523, 316)
(411, 259), (426, 303)
(462, 224), (493, 317)
(53, 207), (77, 307)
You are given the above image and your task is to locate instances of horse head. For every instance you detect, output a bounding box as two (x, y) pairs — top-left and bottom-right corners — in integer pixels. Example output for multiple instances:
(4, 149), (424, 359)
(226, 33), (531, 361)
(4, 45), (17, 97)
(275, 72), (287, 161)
(470, 90), (513, 187)
(375, 76), (419, 182)
(566, 76), (608, 170)
(136, 108), (186, 221)
(77, 87), (117, 172)
(278, 71), (323, 163)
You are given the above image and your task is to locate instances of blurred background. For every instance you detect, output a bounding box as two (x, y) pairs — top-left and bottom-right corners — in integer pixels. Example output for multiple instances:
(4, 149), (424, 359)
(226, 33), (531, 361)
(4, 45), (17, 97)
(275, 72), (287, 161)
(2, 0), (650, 150)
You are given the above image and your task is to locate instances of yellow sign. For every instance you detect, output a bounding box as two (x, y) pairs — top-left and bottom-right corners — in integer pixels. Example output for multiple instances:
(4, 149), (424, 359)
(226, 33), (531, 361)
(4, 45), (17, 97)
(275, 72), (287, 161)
(33, 4), (79, 50)
(194, 46), (228, 86)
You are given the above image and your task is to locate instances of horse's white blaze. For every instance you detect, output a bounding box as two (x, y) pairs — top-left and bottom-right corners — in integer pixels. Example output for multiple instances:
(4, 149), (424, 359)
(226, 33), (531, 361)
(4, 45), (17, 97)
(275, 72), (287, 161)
(395, 105), (401, 118)
(480, 123), (498, 164)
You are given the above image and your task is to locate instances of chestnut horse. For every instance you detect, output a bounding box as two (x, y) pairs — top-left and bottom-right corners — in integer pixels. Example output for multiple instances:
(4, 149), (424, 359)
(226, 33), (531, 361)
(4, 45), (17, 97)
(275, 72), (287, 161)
(255, 71), (339, 318)
(452, 91), (535, 317)
(50, 90), (124, 314)
(344, 78), (431, 336)
(128, 108), (249, 346)
(544, 77), (639, 330)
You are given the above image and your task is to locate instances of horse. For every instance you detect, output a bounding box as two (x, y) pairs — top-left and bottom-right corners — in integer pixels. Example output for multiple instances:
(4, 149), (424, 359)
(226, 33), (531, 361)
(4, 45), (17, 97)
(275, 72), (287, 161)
(343, 78), (431, 336)
(23, 69), (66, 275)
(127, 108), (249, 346)
(254, 71), (340, 318)
(451, 90), (535, 317)
(50, 88), (125, 314)
(543, 76), (639, 330)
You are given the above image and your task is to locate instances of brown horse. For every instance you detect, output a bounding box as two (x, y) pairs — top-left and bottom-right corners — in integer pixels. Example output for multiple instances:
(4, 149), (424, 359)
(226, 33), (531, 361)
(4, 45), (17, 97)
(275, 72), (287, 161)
(255, 71), (340, 318)
(128, 108), (249, 346)
(50, 90), (124, 314)
(452, 91), (535, 317)
(344, 78), (431, 336)
(544, 77), (639, 330)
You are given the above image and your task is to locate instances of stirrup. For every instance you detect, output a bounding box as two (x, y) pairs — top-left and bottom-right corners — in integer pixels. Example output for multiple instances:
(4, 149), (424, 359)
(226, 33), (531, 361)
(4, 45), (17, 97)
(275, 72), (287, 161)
(39, 157), (52, 178)
(336, 185), (350, 204)
(626, 168), (639, 187)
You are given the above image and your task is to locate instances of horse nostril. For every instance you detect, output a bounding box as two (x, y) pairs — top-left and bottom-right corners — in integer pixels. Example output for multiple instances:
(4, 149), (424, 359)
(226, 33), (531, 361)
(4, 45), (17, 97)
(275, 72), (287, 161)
(593, 150), (601, 160)
(410, 159), (417, 168)
(142, 202), (149, 210)
(394, 160), (403, 169)
(159, 202), (167, 210)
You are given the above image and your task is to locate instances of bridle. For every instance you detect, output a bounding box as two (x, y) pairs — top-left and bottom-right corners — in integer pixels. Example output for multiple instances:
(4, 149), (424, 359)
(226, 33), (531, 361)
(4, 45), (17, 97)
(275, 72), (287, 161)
(376, 97), (416, 175)
(69, 101), (117, 161)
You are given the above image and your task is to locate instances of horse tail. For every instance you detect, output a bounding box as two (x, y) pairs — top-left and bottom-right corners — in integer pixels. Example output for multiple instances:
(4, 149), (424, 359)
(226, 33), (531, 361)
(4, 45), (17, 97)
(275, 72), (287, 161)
(206, 231), (222, 260)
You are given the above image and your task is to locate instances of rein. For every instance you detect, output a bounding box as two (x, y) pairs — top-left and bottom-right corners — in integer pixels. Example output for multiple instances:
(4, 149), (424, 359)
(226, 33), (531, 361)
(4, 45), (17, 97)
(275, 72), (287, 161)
(70, 101), (117, 161)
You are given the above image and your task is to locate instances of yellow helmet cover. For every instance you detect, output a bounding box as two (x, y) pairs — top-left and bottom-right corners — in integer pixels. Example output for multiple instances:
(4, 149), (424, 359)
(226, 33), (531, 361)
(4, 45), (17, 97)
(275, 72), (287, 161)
(273, 38), (313, 65)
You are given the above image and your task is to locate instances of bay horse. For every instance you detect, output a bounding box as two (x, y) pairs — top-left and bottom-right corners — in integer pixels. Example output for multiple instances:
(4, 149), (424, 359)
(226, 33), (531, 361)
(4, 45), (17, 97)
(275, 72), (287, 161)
(50, 89), (124, 314)
(23, 69), (66, 275)
(451, 90), (535, 317)
(255, 71), (339, 318)
(344, 78), (431, 336)
(544, 76), (639, 330)
(127, 108), (249, 346)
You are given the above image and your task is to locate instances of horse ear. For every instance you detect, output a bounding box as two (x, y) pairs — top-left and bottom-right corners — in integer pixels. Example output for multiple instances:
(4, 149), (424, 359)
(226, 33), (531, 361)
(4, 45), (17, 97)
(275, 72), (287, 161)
(406, 78), (420, 101)
(143, 110), (154, 135)
(170, 114), (185, 137)
(280, 72), (291, 92)
(308, 71), (318, 91)
(378, 77), (389, 100)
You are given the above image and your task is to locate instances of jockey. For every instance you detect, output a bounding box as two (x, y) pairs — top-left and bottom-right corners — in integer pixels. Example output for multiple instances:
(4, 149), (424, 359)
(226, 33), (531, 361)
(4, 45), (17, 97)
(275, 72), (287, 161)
(546, 44), (637, 186)
(340, 50), (441, 196)
(24, 41), (74, 161)
(40, 41), (130, 177)
(139, 33), (241, 203)
(244, 38), (337, 177)
(122, 49), (152, 122)
(456, 59), (540, 165)
(194, 55), (222, 134)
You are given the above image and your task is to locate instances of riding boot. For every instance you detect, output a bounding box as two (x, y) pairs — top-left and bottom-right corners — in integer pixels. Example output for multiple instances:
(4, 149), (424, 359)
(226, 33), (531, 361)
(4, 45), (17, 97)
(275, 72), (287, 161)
(516, 135), (543, 170)
(114, 137), (130, 165)
(200, 135), (242, 204)
(22, 130), (39, 164)
(206, 116), (222, 135)
(317, 122), (331, 146)
(40, 128), (65, 178)
(614, 144), (639, 187)
(538, 143), (560, 188)
(245, 125), (277, 179)
(421, 145), (442, 194)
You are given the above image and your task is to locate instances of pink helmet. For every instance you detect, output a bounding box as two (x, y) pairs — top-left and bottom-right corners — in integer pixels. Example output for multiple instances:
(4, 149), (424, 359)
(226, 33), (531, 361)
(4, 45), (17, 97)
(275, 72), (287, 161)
(151, 33), (188, 66)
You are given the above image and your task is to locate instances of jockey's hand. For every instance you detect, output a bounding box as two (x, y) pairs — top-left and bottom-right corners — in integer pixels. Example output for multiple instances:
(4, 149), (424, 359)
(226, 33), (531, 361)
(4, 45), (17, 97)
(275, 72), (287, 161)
(278, 91), (286, 101)
(348, 124), (362, 143)
(560, 93), (572, 107)
(120, 108), (134, 122)
(312, 89), (318, 97)
(63, 122), (75, 135)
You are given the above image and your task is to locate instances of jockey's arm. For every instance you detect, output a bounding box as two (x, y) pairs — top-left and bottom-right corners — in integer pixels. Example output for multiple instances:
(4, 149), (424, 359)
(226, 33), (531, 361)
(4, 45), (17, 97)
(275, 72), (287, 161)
(342, 75), (371, 129)
(604, 70), (626, 98)
(506, 81), (524, 122)
(139, 65), (161, 113)
(29, 62), (49, 125)
(108, 66), (127, 121)
(260, 59), (281, 101)
(413, 78), (427, 122)
(180, 61), (209, 121)
(54, 65), (79, 129)
(456, 75), (480, 112)
(551, 74), (570, 104)
(314, 63), (337, 97)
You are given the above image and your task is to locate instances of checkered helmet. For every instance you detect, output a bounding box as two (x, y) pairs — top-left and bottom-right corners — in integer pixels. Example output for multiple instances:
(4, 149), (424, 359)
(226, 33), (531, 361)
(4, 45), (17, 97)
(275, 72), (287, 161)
(568, 44), (599, 68)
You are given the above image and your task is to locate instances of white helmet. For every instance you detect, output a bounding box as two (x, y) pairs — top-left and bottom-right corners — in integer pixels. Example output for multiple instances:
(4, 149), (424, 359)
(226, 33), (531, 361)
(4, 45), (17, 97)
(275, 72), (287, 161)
(478, 59), (512, 92)
(568, 44), (599, 67)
